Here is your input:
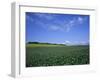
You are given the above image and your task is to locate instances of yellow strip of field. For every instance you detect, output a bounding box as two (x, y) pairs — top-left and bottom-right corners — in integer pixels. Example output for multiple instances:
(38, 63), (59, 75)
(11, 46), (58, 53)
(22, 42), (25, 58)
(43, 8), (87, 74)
(26, 44), (65, 47)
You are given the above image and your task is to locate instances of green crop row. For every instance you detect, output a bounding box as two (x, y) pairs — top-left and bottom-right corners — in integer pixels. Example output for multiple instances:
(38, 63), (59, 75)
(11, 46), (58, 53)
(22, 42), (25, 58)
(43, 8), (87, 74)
(26, 44), (89, 67)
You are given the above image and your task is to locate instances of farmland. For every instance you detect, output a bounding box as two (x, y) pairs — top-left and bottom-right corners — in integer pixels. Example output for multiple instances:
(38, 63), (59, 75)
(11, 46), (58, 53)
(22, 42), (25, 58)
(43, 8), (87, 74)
(26, 43), (89, 67)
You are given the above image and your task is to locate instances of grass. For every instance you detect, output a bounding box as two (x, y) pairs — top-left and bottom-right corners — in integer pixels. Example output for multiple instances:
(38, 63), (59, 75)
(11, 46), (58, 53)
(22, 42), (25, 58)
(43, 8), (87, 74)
(26, 43), (89, 67)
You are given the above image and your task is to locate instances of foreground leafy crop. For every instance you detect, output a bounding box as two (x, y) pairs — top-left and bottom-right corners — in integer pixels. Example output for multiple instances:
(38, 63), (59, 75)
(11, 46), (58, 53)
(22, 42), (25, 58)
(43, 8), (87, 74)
(26, 44), (89, 67)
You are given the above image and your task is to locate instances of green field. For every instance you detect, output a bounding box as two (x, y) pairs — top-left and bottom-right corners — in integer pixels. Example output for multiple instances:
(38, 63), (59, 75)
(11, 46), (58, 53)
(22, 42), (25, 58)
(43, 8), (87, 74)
(26, 43), (89, 67)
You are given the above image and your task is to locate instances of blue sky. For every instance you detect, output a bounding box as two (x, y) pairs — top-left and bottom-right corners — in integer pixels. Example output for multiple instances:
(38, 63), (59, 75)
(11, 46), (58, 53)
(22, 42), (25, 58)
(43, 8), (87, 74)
(26, 12), (89, 45)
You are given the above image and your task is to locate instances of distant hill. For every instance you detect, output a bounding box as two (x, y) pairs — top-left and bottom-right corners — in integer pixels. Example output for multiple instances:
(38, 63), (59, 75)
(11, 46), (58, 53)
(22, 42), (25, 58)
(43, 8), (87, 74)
(27, 42), (89, 47)
(27, 42), (65, 46)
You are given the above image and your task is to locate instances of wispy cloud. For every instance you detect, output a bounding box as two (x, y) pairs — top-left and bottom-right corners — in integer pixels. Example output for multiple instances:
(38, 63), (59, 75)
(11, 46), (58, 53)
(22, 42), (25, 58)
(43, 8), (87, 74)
(64, 40), (89, 45)
(79, 41), (89, 45)
(64, 17), (85, 32)
(34, 13), (57, 20)
(26, 15), (35, 22)
(65, 40), (71, 44)
(26, 12), (89, 44)
(27, 13), (86, 32)
(48, 25), (61, 31)
(46, 16), (85, 32)
(77, 17), (84, 24)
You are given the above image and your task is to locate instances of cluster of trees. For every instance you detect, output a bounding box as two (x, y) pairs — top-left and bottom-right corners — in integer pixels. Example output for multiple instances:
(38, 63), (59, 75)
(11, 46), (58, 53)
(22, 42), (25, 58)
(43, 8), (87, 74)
(28, 42), (40, 44)
(27, 42), (65, 46)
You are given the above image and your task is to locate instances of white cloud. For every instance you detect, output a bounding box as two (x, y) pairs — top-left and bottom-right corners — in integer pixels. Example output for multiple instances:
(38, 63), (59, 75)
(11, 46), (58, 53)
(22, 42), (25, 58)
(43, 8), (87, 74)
(49, 26), (60, 31)
(77, 17), (84, 24)
(70, 20), (74, 24)
(63, 17), (85, 32)
(65, 40), (71, 43)
(64, 40), (74, 45)
(46, 19), (75, 32)
(79, 41), (89, 45)
(64, 40), (89, 45)
(26, 15), (35, 22)
(65, 19), (75, 32)
(34, 13), (56, 20)
(33, 13), (85, 32)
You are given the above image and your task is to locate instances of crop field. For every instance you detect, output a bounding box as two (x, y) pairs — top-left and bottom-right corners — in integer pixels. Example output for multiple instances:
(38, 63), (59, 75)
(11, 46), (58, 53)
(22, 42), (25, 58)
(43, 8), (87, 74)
(26, 44), (89, 67)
